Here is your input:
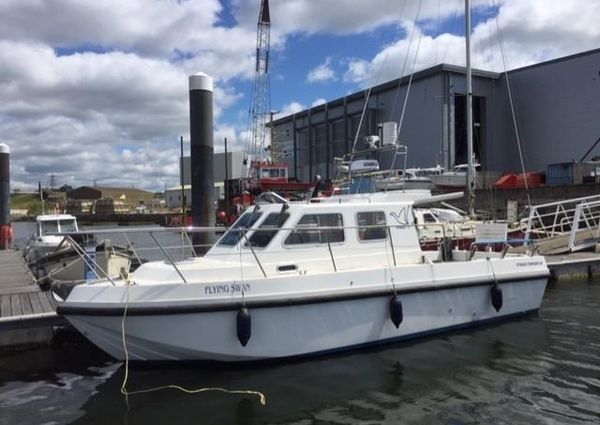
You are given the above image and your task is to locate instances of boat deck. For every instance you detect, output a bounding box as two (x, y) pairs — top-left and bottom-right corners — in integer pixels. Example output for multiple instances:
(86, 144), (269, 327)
(0, 249), (64, 332)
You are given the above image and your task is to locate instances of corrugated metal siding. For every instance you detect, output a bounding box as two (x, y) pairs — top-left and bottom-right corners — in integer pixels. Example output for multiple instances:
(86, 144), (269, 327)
(547, 162), (574, 186)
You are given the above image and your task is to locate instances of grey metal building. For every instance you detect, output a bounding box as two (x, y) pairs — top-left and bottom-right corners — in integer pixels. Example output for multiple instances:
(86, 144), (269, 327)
(271, 48), (600, 182)
(181, 151), (247, 185)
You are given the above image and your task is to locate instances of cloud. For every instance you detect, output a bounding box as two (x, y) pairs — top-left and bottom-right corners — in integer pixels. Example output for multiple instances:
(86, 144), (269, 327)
(307, 58), (337, 83)
(275, 101), (306, 120)
(342, 0), (600, 87)
(311, 98), (327, 107)
(2, 0), (600, 192)
(233, 0), (465, 36)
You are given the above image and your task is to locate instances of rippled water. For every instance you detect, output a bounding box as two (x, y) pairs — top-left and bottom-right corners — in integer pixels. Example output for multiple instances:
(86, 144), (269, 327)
(1, 278), (599, 425)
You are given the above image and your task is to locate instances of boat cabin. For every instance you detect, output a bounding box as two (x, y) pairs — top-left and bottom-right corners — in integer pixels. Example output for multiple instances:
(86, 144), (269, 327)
(36, 214), (79, 237)
(207, 193), (424, 273)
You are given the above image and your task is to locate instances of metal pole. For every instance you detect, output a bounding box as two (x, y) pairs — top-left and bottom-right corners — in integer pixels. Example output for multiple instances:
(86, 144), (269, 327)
(0, 143), (11, 250)
(465, 0), (475, 217)
(189, 72), (215, 254)
(180, 136), (185, 224)
(224, 137), (229, 218)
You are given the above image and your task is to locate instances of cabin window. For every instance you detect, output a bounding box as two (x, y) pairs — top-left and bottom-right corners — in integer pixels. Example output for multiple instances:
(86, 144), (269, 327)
(423, 213), (437, 223)
(285, 213), (344, 245)
(357, 211), (387, 241)
(59, 219), (77, 233)
(218, 211), (263, 246)
(246, 212), (290, 248)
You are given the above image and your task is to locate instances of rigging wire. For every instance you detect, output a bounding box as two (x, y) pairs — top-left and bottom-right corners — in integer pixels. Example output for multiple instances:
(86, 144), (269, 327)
(389, 0), (425, 172)
(491, 0), (532, 209)
(386, 0), (421, 124)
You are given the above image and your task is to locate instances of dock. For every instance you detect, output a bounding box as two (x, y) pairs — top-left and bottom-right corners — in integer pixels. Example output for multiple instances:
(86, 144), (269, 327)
(544, 252), (600, 279)
(0, 249), (66, 349)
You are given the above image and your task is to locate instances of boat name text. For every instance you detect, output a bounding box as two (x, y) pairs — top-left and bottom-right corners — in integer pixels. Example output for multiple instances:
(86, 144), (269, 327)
(204, 283), (252, 295)
(515, 261), (543, 267)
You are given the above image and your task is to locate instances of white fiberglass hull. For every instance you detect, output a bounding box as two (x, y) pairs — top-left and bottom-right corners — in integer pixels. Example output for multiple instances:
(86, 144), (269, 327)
(430, 174), (467, 189)
(61, 276), (546, 362)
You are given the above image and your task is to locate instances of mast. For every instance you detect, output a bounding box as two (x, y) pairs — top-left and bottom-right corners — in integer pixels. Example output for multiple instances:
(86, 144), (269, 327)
(465, 0), (475, 217)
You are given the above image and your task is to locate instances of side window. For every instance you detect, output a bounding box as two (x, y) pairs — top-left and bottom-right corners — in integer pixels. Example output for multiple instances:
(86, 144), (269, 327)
(247, 212), (290, 248)
(423, 213), (437, 223)
(357, 211), (387, 241)
(285, 214), (344, 245)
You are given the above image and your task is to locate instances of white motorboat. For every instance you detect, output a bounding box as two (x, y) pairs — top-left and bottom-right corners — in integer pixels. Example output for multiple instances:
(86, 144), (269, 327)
(56, 192), (548, 362)
(430, 163), (481, 189)
(23, 214), (79, 262)
(32, 240), (135, 287)
(375, 166), (444, 191)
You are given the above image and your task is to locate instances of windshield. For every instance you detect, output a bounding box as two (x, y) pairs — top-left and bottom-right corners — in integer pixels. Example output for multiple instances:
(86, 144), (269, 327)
(217, 210), (263, 246)
(59, 219), (78, 232)
(246, 212), (290, 248)
(40, 221), (59, 235)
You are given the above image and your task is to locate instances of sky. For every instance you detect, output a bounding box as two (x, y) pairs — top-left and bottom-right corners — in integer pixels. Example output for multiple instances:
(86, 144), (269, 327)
(1, 0), (599, 192)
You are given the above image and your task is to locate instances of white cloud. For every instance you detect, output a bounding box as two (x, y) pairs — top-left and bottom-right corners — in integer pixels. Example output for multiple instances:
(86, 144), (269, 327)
(234, 0), (465, 36)
(342, 0), (600, 87)
(275, 101), (306, 119)
(307, 58), (337, 83)
(311, 98), (327, 107)
(2, 0), (600, 191)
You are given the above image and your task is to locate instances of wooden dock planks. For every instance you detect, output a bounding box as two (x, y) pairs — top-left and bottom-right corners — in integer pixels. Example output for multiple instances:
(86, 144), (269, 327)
(0, 249), (63, 333)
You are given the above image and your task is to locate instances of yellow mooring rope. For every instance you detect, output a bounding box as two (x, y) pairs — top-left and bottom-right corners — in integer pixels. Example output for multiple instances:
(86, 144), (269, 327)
(119, 280), (266, 406)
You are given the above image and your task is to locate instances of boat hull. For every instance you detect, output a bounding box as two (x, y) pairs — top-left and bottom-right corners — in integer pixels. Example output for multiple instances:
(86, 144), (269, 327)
(62, 277), (547, 362)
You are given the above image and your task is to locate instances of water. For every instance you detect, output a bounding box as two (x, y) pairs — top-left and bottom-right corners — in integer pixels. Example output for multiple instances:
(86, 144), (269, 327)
(0, 277), (599, 424)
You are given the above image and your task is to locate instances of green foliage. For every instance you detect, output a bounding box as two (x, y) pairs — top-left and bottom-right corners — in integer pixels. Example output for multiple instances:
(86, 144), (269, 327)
(11, 193), (43, 215)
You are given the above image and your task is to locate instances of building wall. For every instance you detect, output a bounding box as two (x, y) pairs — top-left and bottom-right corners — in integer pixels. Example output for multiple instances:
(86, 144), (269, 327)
(272, 48), (600, 178)
(182, 151), (247, 185)
(496, 49), (600, 172)
(272, 67), (501, 180)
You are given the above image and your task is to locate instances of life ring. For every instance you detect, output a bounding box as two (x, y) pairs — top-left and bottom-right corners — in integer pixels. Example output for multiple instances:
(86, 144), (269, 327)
(0, 224), (13, 249)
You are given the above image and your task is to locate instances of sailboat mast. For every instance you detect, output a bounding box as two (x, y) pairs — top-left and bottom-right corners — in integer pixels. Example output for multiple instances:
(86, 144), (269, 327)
(465, 0), (475, 216)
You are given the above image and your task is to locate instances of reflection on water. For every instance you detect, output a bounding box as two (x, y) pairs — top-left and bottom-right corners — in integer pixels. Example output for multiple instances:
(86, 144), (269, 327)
(2, 276), (600, 424)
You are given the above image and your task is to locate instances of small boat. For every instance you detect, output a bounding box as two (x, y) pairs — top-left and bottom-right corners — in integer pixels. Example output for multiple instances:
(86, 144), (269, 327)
(56, 192), (549, 362)
(32, 240), (136, 288)
(23, 214), (79, 262)
(375, 166), (444, 191)
(430, 163), (481, 189)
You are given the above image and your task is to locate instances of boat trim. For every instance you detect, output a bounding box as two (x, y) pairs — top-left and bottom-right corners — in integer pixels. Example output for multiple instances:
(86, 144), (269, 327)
(56, 273), (548, 316)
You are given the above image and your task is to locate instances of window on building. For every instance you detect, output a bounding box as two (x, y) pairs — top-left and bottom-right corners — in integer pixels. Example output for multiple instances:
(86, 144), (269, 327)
(247, 212), (290, 248)
(357, 211), (387, 241)
(285, 213), (344, 245)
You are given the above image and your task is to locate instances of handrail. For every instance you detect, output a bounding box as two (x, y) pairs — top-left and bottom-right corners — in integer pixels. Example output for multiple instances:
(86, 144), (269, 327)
(148, 232), (188, 283)
(65, 235), (117, 286)
(49, 221), (477, 286)
(241, 231), (267, 278)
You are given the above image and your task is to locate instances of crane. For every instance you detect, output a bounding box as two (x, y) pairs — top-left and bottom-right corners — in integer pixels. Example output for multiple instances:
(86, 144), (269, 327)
(247, 0), (271, 173)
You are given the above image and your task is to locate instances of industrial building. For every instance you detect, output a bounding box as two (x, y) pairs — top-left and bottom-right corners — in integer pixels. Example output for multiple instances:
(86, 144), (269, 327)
(166, 151), (247, 209)
(270, 48), (600, 183)
(66, 186), (155, 214)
